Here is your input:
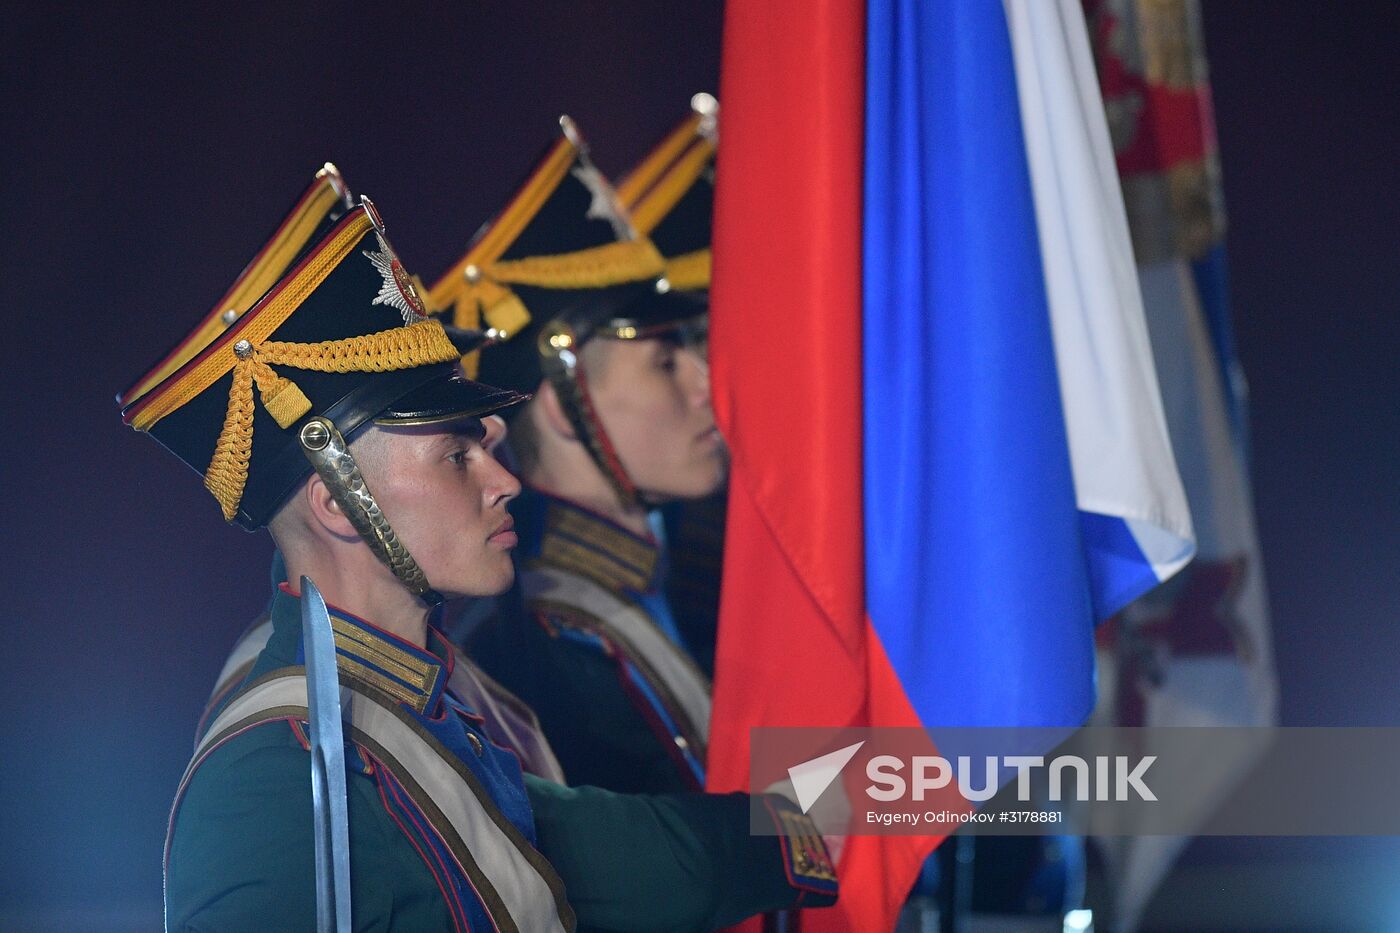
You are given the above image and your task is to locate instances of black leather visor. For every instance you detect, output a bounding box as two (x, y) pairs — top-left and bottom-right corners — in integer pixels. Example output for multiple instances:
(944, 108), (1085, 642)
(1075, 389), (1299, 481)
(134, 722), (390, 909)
(374, 372), (529, 426)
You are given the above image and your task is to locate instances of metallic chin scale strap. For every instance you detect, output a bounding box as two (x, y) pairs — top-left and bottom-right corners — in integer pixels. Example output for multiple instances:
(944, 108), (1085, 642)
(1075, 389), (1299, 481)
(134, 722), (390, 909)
(537, 321), (645, 511)
(298, 417), (444, 606)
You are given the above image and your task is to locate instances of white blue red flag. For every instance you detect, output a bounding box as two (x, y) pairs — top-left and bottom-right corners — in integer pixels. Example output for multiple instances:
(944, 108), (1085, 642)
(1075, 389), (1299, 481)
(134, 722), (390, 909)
(707, 0), (1195, 928)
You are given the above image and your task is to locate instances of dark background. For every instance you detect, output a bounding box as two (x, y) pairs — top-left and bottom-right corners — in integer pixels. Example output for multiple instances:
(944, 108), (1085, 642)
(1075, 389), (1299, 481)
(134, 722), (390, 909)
(1, 1), (1395, 929)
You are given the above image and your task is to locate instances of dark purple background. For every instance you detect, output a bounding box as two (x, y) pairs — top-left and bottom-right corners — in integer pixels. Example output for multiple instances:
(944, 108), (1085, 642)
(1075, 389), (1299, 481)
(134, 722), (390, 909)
(1, 1), (1395, 928)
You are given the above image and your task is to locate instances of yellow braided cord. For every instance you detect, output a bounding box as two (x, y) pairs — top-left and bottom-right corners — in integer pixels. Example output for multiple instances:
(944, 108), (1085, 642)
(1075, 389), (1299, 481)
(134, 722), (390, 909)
(202, 319), (460, 521)
(438, 239), (664, 363)
(260, 319), (458, 374)
(486, 238), (664, 288)
(204, 364), (257, 521)
(450, 292), (482, 334)
(664, 249), (712, 291)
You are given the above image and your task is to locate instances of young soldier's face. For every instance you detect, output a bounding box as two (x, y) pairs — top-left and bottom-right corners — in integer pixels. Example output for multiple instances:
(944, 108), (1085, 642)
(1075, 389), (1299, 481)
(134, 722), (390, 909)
(585, 336), (727, 501)
(358, 417), (521, 598)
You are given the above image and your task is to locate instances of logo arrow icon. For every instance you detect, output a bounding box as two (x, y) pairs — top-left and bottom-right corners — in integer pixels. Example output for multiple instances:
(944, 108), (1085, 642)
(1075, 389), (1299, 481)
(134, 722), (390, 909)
(787, 741), (865, 813)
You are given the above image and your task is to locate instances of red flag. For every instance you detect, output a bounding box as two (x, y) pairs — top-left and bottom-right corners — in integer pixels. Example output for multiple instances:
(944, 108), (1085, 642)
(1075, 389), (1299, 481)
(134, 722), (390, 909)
(708, 2), (937, 929)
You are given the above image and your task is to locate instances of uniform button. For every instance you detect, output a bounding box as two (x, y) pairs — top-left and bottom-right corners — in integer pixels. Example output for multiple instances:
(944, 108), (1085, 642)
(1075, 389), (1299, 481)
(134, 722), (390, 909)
(674, 736), (690, 751)
(466, 732), (484, 757)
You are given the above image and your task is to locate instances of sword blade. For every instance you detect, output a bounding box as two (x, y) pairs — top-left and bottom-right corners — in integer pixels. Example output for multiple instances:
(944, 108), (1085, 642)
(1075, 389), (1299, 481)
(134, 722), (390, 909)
(302, 576), (352, 933)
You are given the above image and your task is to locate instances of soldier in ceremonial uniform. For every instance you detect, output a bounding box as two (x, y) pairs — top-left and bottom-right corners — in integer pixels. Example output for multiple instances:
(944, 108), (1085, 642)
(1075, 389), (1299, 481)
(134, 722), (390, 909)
(614, 94), (728, 681)
(156, 166), (567, 780)
(432, 103), (727, 796)
(123, 186), (838, 930)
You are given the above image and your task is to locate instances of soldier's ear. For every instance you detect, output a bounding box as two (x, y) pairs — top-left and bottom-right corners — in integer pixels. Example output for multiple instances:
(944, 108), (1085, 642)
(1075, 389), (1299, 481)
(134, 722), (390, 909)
(303, 472), (360, 541)
(534, 381), (579, 442)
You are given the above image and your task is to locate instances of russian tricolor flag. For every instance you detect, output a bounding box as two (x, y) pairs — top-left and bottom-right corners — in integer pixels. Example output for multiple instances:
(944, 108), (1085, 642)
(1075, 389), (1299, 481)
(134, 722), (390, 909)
(706, 0), (1195, 929)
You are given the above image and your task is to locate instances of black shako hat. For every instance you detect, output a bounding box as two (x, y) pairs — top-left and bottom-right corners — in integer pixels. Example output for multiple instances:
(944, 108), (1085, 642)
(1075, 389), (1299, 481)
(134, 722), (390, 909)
(122, 197), (525, 530)
(426, 115), (704, 399)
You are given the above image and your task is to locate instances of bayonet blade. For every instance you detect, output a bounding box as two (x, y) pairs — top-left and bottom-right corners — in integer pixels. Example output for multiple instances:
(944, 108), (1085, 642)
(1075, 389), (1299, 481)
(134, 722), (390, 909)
(302, 576), (352, 933)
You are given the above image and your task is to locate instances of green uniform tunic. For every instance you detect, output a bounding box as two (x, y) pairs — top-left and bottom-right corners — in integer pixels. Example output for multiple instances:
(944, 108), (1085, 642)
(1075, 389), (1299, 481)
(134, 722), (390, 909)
(473, 489), (712, 794)
(167, 587), (836, 932)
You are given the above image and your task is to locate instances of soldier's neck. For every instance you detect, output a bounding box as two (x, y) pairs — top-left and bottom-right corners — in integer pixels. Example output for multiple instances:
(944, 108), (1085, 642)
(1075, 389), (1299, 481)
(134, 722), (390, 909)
(523, 456), (651, 538)
(281, 547), (432, 649)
